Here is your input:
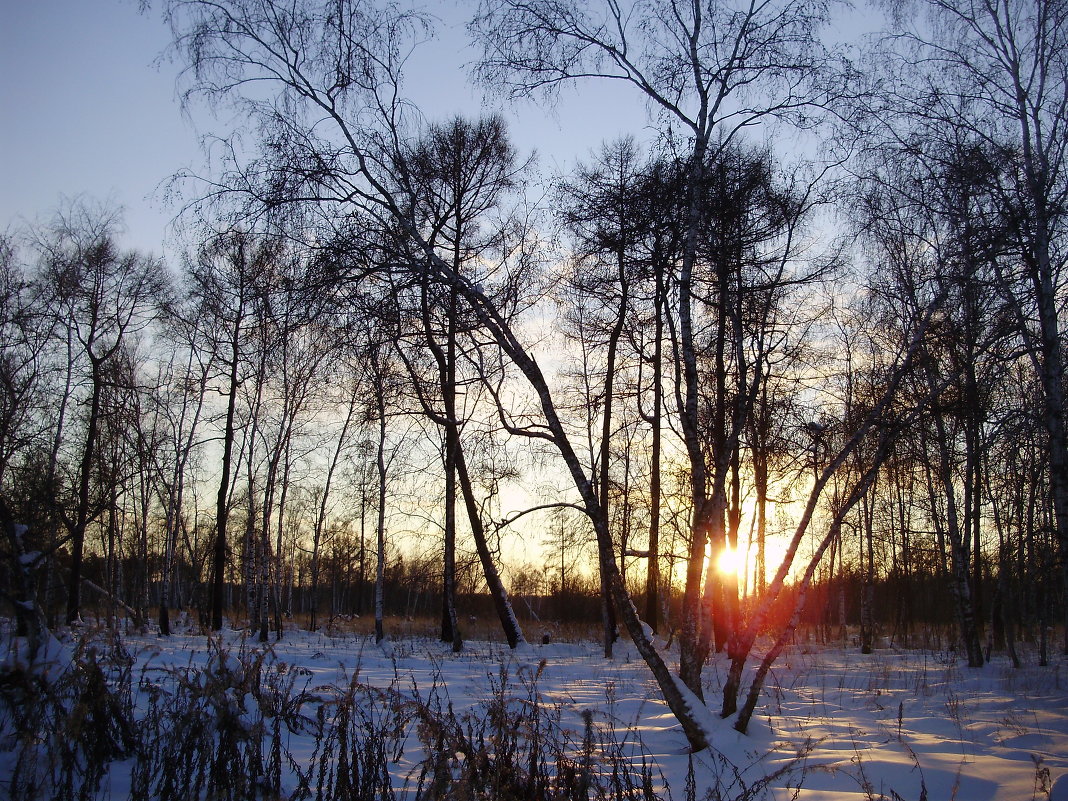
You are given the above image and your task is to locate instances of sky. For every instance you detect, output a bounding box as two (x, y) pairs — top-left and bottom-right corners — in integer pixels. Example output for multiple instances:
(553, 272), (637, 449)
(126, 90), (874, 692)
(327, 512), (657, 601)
(0, 1), (880, 260)
(0, 0), (874, 577)
(0, 0), (648, 260)
(0, 0), (199, 255)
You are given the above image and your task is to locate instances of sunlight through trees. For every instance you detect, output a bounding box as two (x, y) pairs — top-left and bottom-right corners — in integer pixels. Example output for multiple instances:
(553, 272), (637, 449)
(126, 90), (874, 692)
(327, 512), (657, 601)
(2, 0), (1067, 759)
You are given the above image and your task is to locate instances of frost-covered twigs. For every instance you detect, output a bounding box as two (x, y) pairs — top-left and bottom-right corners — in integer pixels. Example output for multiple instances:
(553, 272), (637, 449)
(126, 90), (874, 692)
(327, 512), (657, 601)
(290, 671), (406, 801)
(131, 635), (348, 800)
(2, 632), (673, 800)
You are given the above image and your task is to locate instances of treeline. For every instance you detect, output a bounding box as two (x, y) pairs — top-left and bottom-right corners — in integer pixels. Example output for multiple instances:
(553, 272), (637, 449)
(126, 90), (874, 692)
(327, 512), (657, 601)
(56, 550), (610, 630)
(2, 0), (1067, 748)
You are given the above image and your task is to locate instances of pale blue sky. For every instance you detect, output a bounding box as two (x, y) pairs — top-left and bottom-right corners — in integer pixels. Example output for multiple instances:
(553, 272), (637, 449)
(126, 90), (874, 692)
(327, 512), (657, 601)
(0, 0), (647, 259)
(1, 1), (875, 260)
(0, 0), (200, 254)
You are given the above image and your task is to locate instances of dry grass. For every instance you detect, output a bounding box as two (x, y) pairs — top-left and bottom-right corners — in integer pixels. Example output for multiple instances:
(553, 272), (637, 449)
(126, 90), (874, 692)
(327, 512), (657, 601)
(0, 627), (666, 801)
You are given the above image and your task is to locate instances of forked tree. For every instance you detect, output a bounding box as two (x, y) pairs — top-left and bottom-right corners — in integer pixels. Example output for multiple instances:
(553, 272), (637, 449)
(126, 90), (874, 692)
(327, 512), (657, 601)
(32, 202), (166, 625)
(163, 0), (938, 748)
(399, 114), (528, 651)
(470, 0), (857, 704)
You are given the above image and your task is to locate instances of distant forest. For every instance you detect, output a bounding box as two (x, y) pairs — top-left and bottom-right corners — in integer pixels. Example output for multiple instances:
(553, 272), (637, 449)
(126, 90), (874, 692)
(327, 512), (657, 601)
(2, 0), (1066, 744)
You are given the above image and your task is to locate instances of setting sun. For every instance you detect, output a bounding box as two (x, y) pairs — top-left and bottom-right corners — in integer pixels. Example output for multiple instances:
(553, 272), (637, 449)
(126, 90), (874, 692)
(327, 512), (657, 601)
(708, 537), (797, 586)
(716, 546), (742, 576)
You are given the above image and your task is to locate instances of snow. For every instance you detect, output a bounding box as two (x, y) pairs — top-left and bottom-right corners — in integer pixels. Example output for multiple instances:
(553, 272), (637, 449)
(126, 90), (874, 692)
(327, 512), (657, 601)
(1, 631), (71, 678)
(1052, 772), (1068, 801)
(2, 626), (1066, 799)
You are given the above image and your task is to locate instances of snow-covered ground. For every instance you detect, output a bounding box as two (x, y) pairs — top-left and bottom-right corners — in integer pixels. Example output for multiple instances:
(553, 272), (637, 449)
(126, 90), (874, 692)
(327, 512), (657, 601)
(3, 623), (1067, 799)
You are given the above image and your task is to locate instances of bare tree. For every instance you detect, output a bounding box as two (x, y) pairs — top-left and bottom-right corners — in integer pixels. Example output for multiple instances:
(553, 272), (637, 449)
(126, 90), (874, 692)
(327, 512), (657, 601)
(0, 236), (51, 487)
(164, 0), (720, 749)
(32, 201), (166, 625)
(399, 114), (529, 651)
(151, 308), (214, 635)
(186, 230), (279, 631)
(865, 136), (1018, 664)
(878, 0), (1068, 652)
(557, 137), (650, 656)
(306, 361), (363, 633)
(0, 238), (53, 651)
(471, 0), (854, 701)
(366, 335), (398, 646)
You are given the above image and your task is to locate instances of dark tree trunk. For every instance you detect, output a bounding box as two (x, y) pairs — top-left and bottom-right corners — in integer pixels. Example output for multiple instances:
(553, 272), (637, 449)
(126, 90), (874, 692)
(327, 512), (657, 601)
(210, 319), (242, 631)
(1, 497), (49, 659)
(455, 443), (524, 647)
(644, 263), (665, 632)
(373, 348), (388, 646)
(860, 491), (876, 655)
(65, 358), (104, 625)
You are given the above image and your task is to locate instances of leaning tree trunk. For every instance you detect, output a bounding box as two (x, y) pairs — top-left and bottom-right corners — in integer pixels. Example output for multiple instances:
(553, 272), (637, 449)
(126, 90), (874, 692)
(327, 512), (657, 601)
(421, 218), (715, 751)
(455, 442), (525, 647)
(512, 342), (714, 749)
(732, 448), (888, 732)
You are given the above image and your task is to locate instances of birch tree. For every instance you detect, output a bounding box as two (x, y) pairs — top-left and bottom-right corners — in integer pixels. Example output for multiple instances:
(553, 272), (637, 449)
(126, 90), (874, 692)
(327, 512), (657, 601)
(471, 0), (854, 700)
(32, 202), (166, 625)
(187, 230), (279, 631)
(878, 0), (1068, 653)
(165, 0), (722, 749)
